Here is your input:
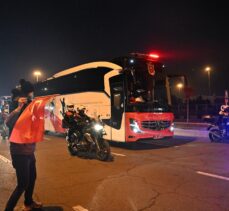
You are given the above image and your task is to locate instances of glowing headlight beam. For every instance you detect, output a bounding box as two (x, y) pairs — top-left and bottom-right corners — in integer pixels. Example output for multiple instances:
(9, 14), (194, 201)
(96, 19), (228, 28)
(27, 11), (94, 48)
(94, 124), (103, 131)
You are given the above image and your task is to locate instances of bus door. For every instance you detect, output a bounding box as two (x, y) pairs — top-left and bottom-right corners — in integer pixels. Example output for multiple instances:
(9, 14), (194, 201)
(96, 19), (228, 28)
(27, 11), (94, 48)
(110, 76), (125, 141)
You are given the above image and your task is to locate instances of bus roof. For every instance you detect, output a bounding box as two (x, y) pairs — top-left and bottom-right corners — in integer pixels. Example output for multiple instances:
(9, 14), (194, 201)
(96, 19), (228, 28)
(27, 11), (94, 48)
(50, 61), (122, 79)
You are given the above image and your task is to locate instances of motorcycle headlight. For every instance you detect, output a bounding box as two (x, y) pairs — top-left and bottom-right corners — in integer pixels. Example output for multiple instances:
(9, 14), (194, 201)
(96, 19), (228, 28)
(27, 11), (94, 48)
(94, 124), (103, 131)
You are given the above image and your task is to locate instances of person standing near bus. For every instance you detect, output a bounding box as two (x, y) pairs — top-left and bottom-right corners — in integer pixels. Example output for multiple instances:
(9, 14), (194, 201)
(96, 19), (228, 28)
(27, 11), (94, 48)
(5, 80), (42, 211)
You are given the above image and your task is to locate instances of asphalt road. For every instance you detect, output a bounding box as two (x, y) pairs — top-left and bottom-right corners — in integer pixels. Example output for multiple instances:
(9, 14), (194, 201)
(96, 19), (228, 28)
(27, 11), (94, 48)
(1, 134), (229, 211)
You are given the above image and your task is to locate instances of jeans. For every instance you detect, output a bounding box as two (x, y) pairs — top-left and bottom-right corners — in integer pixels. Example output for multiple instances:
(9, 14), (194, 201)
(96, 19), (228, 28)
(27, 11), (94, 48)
(5, 154), (36, 211)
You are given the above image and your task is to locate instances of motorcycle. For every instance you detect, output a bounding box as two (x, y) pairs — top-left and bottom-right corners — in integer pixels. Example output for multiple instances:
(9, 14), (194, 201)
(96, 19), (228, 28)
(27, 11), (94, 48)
(61, 104), (110, 161)
(208, 116), (229, 142)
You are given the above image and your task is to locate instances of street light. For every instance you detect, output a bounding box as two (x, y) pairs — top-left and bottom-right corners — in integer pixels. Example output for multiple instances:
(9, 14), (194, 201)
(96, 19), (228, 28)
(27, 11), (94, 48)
(205, 66), (211, 96)
(176, 83), (183, 96)
(33, 70), (42, 82)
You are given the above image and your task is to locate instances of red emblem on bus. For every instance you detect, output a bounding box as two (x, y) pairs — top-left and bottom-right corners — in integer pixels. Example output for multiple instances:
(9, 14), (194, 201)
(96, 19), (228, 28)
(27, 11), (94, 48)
(147, 62), (155, 76)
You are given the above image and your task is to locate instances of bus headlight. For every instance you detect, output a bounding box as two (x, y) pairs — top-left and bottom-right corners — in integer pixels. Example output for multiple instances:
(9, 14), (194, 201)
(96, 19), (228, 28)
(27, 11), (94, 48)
(169, 123), (175, 132)
(94, 124), (103, 131)
(130, 118), (142, 133)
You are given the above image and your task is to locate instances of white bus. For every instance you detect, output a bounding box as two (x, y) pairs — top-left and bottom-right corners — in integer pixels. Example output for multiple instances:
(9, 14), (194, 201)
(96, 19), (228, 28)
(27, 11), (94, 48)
(34, 53), (174, 142)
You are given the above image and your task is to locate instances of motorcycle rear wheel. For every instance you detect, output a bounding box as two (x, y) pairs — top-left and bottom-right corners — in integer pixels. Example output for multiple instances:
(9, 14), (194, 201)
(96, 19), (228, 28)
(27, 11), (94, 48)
(96, 139), (110, 161)
(209, 129), (222, 142)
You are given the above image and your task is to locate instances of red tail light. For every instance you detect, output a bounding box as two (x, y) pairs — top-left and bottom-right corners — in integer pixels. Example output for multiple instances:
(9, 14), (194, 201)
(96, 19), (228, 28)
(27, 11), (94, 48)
(149, 54), (159, 59)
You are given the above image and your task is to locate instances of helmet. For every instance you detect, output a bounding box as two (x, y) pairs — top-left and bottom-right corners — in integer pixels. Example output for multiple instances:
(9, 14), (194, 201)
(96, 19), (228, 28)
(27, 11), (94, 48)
(77, 106), (86, 115)
(67, 104), (74, 111)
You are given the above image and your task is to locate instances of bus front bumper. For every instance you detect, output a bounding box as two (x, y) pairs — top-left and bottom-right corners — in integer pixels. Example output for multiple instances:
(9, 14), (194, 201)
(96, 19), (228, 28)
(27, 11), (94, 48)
(126, 128), (174, 142)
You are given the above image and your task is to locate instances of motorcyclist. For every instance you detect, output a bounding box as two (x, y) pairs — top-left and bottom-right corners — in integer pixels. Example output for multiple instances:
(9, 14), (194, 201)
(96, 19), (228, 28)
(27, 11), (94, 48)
(63, 104), (81, 142)
(64, 104), (77, 124)
(218, 104), (229, 135)
(219, 105), (229, 116)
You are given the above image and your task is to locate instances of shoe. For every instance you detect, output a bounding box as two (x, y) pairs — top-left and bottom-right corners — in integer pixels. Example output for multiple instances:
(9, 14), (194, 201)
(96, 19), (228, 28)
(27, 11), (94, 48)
(22, 201), (43, 211)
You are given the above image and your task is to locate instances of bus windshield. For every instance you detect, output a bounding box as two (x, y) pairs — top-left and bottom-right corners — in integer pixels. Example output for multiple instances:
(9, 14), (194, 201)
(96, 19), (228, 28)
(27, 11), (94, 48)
(125, 58), (170, 112)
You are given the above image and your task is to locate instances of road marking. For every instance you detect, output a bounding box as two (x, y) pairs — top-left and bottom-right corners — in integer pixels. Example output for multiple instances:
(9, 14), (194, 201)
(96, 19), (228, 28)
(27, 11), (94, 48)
(112, 152), (126, 157)
(72, 205), (88, 211)
(0, 154), (12, 164)
(44, 137), (51, 140)
(197, 171), (229, 181)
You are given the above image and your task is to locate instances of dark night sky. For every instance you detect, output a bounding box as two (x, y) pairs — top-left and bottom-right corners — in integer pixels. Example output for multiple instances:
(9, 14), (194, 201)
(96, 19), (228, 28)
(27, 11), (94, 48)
(0, 0), (229, 96)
